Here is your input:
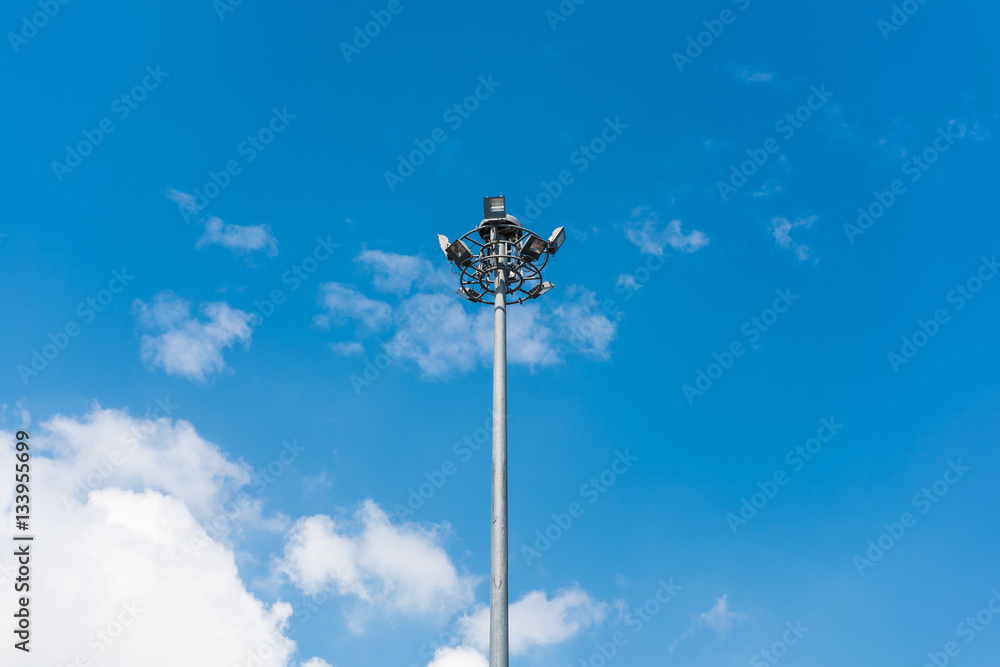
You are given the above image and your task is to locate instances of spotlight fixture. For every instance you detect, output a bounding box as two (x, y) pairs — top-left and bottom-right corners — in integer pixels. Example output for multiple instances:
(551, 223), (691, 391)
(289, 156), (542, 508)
(528, 281), (555, 299)
(444, 238), (473, 265)
(521, 235), (548, 262)
(483, 196), (506, 220)
(547, 226), (566, 255)
(456, 286), (482, 302)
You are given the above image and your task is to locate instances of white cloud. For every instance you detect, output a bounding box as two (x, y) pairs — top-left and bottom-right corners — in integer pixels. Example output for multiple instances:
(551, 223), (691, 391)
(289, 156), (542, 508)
(355, 249), (442, 294)
(669, 593), (750, 653)
(697, 593), (749, 638)
(300, 660), (334, 667)
(317, 252), (618, 377)
(550, 287), (617, 361)
(946, 118), (991, 143)
(0, 405), (604, 667)
(427, 646), (489, 667)
(615, 274), (643, 292)
(750, 179), (783, 199)
(44, 405), (249, 516)
(0, 401), (30, 431)
(197, 217), (278, 257)
(330, 341), (365, 357)
(0, 407), (325, 666)
(314, 283), (392, 331)
(277, 501), (477, 626)
(726, 62), (774, 83)
(456, 586), (607, 656)
(769, 216), (816, 261)
(166, 187), (200, 213)
(389, 294), (487, 376)
(134, 291), (254, 382)
(624, 207), (708, 255)
(383, 287), (614, 377)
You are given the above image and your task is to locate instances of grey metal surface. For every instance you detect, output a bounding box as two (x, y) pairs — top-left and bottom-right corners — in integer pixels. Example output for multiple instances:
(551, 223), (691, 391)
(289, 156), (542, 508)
(489, 242), (509, 667)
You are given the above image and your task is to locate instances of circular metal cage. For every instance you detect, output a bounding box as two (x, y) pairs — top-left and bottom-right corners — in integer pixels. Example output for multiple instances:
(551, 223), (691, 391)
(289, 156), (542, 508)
(452, 216), (551, 305)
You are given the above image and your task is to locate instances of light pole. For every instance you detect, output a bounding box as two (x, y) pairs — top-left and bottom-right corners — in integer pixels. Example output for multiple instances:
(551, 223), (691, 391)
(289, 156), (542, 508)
(438, 196), (566, 667)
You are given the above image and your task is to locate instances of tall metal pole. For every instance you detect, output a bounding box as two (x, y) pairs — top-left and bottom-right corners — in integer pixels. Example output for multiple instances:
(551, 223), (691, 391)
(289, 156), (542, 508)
(489, 234), (509, 667)
(440, 198), (563, 665)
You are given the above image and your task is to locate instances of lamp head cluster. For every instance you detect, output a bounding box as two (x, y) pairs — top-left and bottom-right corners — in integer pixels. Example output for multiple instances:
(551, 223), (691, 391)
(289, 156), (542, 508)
(438, 196), (565, 305)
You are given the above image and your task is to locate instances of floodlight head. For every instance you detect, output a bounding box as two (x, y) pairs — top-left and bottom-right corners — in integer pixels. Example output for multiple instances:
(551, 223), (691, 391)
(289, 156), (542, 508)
(483, 196), (506, 220)
(547, 227), (566, 255)
(456, 286), (482, 302)
(445, 238), (473, 265)
(521, 235), (548, 262)
(437, 234), (451, 258)
(446, 196), (566, 306)
(528, 281), (555, 299)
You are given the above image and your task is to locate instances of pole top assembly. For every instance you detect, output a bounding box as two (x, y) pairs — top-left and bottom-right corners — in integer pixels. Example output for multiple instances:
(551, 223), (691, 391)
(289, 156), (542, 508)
(437, 195), (566, 305)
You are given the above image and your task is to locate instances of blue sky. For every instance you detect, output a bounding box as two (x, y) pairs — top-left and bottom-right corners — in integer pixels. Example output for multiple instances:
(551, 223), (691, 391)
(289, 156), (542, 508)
(2, 0), (1000, 665)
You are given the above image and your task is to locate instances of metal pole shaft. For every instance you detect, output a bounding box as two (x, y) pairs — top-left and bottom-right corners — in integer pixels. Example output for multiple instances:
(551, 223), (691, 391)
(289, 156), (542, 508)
(489, 252), (509, 667)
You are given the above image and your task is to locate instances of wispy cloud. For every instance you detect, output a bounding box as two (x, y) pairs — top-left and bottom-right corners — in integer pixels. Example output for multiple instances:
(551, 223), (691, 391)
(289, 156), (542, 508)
(166, 189), (279, 258)
(770, 215), (817, 261)
(316, 251), (618, 377)
(624, 207), (708, 255)
(196, 217), (278, 257)
(945, 118), (991, 143)
(616, 274), (643, 292)
(750, 179), (783, 199)
(726, 62), (774, 83)
(166, 187), (199, 213)
(314, 283), (393, 331)
(697, 593), (749, 637)
(355, 249), (445, 294)
(133, 291), (254, 382)
(330, 341), (365, 356)
(670, 593), (750, 652)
